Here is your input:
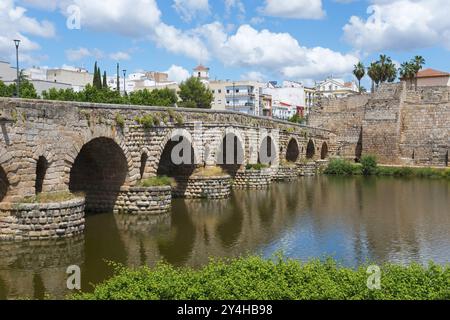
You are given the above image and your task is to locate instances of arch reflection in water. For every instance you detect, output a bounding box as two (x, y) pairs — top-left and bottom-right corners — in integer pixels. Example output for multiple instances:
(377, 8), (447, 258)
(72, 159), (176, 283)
(0, 236), (85, 299)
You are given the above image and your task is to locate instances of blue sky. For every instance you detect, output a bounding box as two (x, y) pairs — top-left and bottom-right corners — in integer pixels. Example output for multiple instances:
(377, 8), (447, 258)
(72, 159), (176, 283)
(1, 0), (449, 87)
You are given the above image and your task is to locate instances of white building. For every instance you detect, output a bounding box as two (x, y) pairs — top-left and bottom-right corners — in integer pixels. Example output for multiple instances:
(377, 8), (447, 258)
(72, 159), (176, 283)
(316, 78), (359, 98)
(209, 80), (268, 116)
(0, 61), (17, 82)
(263, 81), (306, 120)
(46, 67), (93, 92)
(108, 71), (178, 94)
(193, 65), (210, 84)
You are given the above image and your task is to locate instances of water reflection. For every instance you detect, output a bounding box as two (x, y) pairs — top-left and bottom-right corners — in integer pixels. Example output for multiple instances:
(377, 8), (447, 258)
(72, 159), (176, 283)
(0, 176), (449, 299)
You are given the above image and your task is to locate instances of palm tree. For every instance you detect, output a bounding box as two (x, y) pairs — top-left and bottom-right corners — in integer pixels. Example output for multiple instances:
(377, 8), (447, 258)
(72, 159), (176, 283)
(367, 62), (381, 93)
(412, 55), (425, 90)
(353, 62), (365, 94)
(399, 62), (415, 89)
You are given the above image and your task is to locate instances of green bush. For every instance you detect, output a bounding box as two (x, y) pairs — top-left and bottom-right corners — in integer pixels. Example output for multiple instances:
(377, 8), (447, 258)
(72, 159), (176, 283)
(135, 114), (155, 129)
(360, 155), (378, 176)
(324, 159), (361, 175)
(138, 176), (175, 187)
(246, 163), (269, 171)
(71, 256), (450, 300)
(115, 113), (125, 129)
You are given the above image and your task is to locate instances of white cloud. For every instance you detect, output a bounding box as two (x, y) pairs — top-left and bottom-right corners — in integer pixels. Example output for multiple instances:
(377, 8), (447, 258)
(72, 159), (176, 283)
(151, 23), (210, 62)
(166, 65), (190, 83)
(198, 23), (358, 80)
(241, 71), (266, 82)
(0, 0), (55, 63)
(259, 0), (325, 20)
(343, 0), (450, 52)
(65, 47), (103, 61)
(173, 0), (210, 22)
(60, 0), (161, 37)
(109, 51), (131, 61)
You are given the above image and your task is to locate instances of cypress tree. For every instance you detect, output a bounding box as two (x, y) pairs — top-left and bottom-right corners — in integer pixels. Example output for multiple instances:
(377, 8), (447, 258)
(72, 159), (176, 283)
(116, 63), (120, 92)
(93, 62), (98, 87)
(103, 71), (107, 89)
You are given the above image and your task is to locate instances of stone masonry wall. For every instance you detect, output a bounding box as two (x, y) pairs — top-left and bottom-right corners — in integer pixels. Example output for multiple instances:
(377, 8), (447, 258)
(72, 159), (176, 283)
(174, 176), (232, 199)
(309, 83), (450, 167)
(114, 186), (172, 215)
(0, 198), (85, 241)
(234, 169), (273, 189)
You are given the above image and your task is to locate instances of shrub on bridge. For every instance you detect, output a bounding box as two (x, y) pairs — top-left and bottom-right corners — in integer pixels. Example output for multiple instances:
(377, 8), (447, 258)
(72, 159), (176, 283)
(246, 164), (270, 171)
(71, 256), (450, 300)
(138, 176), (175, 187)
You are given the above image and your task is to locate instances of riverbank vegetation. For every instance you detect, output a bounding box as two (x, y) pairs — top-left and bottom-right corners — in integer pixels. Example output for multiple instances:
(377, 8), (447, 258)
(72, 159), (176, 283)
(72, 256), (449, 300)
(325, 156), (450, 179)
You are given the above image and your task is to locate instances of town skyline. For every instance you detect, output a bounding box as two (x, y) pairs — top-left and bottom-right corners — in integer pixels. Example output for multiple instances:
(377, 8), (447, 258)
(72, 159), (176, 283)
(1, 0), (450, 88)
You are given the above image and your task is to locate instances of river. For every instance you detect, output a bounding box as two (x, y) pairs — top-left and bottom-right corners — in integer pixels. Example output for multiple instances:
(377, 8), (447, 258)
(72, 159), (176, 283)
(0, 176), (449, 299)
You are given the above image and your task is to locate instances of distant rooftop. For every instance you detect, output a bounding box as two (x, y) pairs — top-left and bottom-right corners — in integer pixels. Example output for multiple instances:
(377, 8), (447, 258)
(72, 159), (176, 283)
(194, 64), (209, 71)
(416, 68), (450, 78)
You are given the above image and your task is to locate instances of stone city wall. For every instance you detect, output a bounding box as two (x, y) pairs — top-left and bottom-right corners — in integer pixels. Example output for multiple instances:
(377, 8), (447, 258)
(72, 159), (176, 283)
(309, 83), (450, 167)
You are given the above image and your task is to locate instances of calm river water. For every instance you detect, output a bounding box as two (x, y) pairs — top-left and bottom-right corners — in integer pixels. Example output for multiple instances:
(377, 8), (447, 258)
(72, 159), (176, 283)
(0, 176), (449, 299)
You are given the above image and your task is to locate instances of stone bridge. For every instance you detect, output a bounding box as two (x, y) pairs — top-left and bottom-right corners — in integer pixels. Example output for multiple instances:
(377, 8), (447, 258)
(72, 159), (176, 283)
(0, 98), (335, 211)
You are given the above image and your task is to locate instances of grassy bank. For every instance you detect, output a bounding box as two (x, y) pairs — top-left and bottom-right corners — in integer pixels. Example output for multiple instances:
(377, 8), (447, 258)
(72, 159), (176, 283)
(72, 256), (449, 300)
(325, 156), (450, 179)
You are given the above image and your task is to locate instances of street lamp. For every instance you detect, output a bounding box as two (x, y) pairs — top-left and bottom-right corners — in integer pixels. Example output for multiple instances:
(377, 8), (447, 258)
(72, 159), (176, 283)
(122, 69), (127, 95)
(13, 39), (21, 98)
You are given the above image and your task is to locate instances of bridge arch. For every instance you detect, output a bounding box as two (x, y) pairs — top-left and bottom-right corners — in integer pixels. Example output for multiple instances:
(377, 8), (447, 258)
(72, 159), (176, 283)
(35, 156), (48, 194)
(69, 137), (129, 213)
(258, 134), (278, 166)
(216, 128), (245, 177)
(306, 139), (315, 159)
(0, 165), (9, 202)
(286, 138), (300, 162)
(321, 142), (329, 160)
(156, 129), (198, 193)
(139, 150), (149, 180)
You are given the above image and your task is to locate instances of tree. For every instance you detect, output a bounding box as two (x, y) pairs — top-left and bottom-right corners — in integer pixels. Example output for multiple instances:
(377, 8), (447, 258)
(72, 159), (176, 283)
(353, 62), (365, 93)
(103, 71), (107, 89)
(367, 62), (381, 93)
(178, 77), (213, 109)
(399, 61), (418, 90)
(128, 88), (178, 107)
(288, 113), (305, 124)
(7, 71), (38, 99)
(412, 55), (425, 90)
(93, 62), (98, 88)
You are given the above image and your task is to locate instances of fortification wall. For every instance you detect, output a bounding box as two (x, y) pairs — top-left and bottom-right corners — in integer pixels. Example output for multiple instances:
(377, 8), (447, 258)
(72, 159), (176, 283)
(308, 83), (450, 167)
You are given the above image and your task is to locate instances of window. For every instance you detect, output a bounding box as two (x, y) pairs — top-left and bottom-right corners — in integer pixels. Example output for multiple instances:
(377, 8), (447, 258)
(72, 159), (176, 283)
(198, 72), (201, 77)
(218, 89), (222, 94)
(226, 90), (230, 94)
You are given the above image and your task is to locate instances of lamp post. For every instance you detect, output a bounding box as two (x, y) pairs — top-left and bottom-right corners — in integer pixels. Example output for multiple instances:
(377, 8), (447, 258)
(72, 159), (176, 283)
(122, 69), (127, 95)
(13, 39), (21, 98)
